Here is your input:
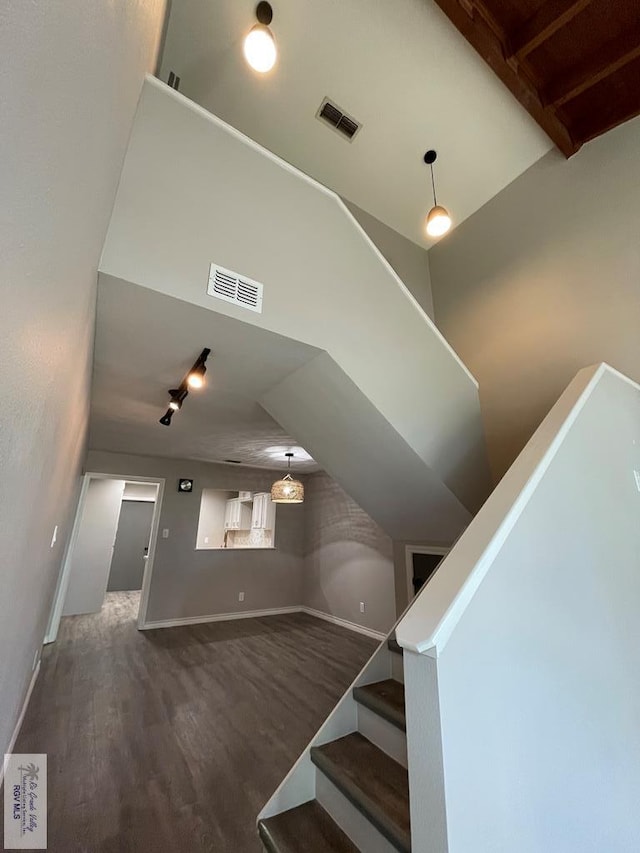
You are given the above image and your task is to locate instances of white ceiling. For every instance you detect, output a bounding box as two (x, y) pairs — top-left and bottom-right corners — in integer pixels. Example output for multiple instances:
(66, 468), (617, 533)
(159, 0), (552, 247)
(89, 276), (322, 471)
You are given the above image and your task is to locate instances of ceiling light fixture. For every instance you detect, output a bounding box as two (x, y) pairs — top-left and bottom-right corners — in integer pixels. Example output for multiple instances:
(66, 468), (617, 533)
(271, 452), (304, 504)
(243, 2), (277, 73)
(186, 347), (211, 388)
(423, 150), (452, 239)
(168, 390), (185, 411)
(159, 347), (211, 427)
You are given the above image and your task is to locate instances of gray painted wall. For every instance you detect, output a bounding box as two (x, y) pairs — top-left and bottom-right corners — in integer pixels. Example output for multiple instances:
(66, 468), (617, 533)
(304, 473), (396, 635)
(85, 451), (397, 632)
(0, 0), (165, 754)
(433, 368), (640, 852)
(85, 451), (305, 622)
(344, 199), (434, 319)
(429, 115), (640, 481)
(63, 479), (125, 615)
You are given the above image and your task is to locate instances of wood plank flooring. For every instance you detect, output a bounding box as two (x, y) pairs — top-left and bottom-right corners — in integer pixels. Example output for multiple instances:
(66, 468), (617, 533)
(3, 592), (376, 852)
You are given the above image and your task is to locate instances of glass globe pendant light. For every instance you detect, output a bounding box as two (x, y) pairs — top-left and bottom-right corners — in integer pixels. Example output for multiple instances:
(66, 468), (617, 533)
(424, 150), (452, 238)
(271, 452), (304, 504)
(244, 2), (277, 73)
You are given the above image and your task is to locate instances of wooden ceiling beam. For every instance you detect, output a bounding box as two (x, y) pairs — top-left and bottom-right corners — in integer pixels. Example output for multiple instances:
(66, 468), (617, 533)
(431, 0), (578, 156)
(507, 0), (594, 58)
(573, 97), (640, 147)
(545, 29), (640, 107)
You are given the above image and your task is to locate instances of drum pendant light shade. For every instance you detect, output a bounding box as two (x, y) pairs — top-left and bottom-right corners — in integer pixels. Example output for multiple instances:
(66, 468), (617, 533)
(271, 453), (304, 503)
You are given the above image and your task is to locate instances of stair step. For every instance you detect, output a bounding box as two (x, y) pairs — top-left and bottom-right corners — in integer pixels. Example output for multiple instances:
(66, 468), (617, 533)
(353, 680), (406, 731)
(258, 800), (359, 853)
(387, 636), (402, 655)
(310, 733), (410, 853)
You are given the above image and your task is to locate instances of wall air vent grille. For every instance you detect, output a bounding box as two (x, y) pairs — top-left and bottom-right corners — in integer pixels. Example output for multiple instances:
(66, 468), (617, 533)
(316, 98), (362, 141)
(207, 264), (264, 313)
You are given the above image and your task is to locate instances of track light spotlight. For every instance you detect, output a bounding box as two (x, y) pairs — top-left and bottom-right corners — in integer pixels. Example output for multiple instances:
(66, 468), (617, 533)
(187, 363), (207, 389)
(168, 389), (185, 411)
(158, 348), (211, 426)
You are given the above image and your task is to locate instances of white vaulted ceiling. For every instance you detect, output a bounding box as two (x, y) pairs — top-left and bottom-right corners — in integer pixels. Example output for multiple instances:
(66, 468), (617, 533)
(159, 0), (552, 246)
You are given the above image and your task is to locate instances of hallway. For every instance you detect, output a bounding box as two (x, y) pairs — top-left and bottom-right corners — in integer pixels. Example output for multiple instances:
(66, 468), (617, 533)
(5, 595), (376, 852)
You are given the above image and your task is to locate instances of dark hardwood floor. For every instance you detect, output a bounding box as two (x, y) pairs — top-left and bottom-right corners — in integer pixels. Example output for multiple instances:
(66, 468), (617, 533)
(4, 593), (377, 852)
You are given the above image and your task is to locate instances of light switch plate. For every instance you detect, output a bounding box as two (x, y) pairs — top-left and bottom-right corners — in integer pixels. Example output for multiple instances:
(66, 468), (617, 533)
(162, 528), (169, 539)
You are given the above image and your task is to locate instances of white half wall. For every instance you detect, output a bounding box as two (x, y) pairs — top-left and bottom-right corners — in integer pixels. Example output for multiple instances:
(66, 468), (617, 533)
(63, 479), (125, 616)
(400, 365), (640, 851)
(99, 78), (491, 525)
(0, 0), (166, 756)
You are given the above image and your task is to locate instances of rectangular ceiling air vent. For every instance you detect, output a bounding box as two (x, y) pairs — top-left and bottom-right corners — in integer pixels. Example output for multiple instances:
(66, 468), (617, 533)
(316, 97), (362, 141)
(207, 264), (264, 313)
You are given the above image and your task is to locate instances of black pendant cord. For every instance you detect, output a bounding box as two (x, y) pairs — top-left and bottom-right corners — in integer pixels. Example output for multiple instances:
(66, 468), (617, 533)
(430, 164), (437, 206)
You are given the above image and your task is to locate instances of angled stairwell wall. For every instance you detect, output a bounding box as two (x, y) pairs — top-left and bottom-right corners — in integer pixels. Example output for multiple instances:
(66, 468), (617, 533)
(398, 363), (640, 852)
(99, 77), (491, 541)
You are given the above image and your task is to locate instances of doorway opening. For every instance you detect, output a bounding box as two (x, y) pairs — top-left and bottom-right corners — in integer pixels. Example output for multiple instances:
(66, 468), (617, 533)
(404, 545), (449, 601)
(45, 473), (165, 643)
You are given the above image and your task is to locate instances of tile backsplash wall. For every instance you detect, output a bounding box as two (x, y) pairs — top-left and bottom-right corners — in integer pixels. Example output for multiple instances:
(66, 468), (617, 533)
(229, 528), (274, 548)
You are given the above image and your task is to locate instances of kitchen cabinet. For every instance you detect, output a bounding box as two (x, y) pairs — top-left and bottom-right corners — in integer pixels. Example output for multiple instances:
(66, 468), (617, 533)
(224, 498), (252, 531)
(251, 493), (276, 530)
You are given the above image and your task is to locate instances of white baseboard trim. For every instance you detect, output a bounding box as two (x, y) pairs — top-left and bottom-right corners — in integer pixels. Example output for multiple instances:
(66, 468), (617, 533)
(300, 607), (386, 641)
(140, 606), (301, 630)
(1, 660), (41, 786)
(140, 606), (386, 640)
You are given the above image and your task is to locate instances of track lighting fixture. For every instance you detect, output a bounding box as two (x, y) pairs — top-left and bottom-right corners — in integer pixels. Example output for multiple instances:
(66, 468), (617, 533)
(244, 2), (277, 73)
(159, 348), (211, 427)
(423, 150), (452, 238)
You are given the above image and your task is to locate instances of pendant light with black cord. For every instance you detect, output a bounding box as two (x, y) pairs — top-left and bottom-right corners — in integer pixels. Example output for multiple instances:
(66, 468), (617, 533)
(424, 150), (452, 238)
(270, 452), (304, 504)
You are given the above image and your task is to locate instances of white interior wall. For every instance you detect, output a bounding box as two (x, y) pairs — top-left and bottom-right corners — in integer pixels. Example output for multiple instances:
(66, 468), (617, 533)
(429, 115), (640, 482)
(99, 79), (491, 523)
(410, 367), (640, 851)
(123, 482), (158, 502)
(63, 479), (125, 616)
(343, 199), (434, 319)
(0, 0), (166, 755)
(196, 490), (233, 549)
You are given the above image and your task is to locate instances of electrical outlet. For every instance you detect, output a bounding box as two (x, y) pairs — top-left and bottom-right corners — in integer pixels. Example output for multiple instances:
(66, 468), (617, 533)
(359, 601), (365, 613)
(162, 529), (169, 539)
(634, 470), (640, 493)
(50, 525), (58, 548)
(239, 592), (245, 602)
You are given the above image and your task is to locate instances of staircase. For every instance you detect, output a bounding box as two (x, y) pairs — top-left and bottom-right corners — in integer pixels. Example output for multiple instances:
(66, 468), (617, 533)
(258, 637), (410, 852)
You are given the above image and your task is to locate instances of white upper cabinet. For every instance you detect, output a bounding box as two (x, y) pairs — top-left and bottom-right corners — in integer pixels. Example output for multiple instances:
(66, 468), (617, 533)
(251, 493), (276, 530)
(224, 498), (252, 530)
